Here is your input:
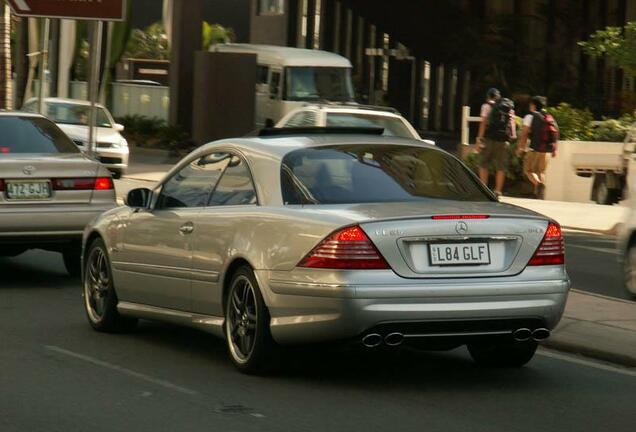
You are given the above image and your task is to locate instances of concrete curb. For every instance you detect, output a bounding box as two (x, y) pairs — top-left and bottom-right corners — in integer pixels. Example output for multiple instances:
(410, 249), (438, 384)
(544, 290), (636, 368)
(543, 335), (636, 368)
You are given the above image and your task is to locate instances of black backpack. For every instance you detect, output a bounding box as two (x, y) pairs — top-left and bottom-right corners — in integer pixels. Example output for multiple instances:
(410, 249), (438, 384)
(485, 98), (515, 141)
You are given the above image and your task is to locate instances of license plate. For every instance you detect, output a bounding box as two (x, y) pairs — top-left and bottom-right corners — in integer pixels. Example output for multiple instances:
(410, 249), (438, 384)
(429, 242), (490, 266)
(5, 180), (52, 200)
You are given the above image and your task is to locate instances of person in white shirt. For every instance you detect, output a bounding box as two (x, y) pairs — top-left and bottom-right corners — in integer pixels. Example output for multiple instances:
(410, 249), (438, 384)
(517, 96), (559, 199)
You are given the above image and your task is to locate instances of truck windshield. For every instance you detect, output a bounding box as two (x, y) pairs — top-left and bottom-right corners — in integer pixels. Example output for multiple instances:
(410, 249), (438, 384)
(285, 67), (354, 102)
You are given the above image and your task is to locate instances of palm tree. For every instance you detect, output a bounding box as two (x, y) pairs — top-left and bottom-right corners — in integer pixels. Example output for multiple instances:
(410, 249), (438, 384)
(0, 0), (12, 109)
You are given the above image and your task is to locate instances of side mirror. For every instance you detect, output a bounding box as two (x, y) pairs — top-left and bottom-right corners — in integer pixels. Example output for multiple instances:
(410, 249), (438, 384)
(114, 123), (125, 132)
(126, 188), (151, 208)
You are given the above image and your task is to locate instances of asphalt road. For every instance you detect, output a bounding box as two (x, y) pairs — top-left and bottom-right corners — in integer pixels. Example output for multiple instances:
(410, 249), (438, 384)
(2, 250), (636, 432)
(564, 231), (626, 300)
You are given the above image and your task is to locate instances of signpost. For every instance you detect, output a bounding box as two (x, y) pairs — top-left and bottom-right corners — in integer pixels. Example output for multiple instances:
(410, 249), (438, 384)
(8, 0), (126, 157)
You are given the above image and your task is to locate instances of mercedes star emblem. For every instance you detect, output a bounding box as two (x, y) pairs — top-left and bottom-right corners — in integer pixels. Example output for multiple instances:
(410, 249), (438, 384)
(455, 221), (469, 235)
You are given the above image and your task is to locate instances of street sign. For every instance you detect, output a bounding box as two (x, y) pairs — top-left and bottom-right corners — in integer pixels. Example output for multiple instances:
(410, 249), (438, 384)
(8, 0), (126, 21)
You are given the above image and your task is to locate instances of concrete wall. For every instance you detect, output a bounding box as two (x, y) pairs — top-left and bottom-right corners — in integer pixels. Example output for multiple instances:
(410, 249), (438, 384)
(249, 0), (289, 45)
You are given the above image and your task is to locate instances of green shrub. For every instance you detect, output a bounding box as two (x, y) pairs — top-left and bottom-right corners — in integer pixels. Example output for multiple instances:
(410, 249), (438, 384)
(117, 115), (166, 136)
(589, 118), (629, 142)
(547, 103), (594, 141)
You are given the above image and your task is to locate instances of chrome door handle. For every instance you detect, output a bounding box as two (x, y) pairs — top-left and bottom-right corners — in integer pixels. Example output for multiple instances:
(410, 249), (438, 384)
(179, 222), (194, 235)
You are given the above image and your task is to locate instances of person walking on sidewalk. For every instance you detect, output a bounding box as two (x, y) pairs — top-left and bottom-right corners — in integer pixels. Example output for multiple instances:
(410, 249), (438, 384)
(517, 96), (560, 199)
(476, 88), (516, 197)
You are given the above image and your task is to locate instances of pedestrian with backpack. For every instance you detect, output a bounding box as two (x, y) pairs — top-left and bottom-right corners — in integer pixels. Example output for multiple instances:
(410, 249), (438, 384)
(516, 96), (560, 199)
(476, 88), (517, 197)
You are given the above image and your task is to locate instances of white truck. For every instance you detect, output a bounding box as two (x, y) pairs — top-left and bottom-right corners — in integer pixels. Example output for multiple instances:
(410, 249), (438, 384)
(572, 123), (636, 205)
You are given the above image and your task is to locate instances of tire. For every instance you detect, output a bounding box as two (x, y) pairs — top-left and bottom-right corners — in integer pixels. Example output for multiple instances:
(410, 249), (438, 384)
(468, 340), (538, 368)
(593, 175), (619, 205)
(224, 265), (277, 374)
(62, 246), (82, 277)
(83, 238), (137, 333)
(624, 244), (636, 299)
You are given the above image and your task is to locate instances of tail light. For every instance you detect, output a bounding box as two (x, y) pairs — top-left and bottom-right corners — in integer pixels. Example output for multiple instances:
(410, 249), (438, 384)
(432, 215), (490, 220)
(298, 225), (390, 269)
(0, 179), (4, 192)
(528, 222), (565, 266)
(52, 177), (114, 191)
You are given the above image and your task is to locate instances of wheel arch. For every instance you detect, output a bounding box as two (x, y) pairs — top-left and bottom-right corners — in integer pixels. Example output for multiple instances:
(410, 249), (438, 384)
(221, 257), (255, 311)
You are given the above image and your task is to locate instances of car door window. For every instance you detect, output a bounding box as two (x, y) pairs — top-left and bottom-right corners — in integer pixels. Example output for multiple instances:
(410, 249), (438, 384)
(208, 156), (257, 206)
(157, 153), (230, 209)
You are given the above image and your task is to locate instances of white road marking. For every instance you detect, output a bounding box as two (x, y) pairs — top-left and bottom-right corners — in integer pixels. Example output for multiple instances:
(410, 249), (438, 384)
(538, 348), (636, 378)
(45, 345), (198, 395)
(567, 244), (620, 255)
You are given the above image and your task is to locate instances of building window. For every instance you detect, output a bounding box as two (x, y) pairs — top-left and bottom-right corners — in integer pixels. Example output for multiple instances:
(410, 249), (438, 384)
(258, 0), (285, 15)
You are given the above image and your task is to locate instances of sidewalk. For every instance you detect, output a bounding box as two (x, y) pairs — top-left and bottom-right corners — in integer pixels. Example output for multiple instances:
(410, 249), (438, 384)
(501, 197), (627, 234)
(546, 290), (636, 367)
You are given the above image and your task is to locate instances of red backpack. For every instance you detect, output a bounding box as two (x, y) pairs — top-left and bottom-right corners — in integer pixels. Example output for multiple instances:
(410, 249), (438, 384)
(536, 113), (559, 153)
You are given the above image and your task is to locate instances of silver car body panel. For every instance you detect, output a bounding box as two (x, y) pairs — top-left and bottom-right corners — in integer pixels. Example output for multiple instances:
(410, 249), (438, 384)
(86, 135), (570, 344)
(1, 114), (116, 244)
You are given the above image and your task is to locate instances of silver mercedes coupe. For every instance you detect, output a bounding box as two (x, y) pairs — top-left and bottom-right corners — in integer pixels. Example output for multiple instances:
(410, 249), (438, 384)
(82, 129), (570, 373)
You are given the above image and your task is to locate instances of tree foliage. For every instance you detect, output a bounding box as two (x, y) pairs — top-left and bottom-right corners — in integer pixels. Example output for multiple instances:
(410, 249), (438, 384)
(125, 22), (169, 60)
(579, 21), (636, 77)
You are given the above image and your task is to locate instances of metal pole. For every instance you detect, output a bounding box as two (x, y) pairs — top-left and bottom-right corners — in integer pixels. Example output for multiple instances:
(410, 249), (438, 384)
(37, 18), (50, 114)
(461, 105), (470, 146)
(88, 21), (103, 158)
(409, 57), (416, 124)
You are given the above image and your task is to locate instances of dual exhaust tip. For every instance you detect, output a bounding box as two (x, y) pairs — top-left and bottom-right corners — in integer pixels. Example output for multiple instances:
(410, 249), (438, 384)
(513, 327), (551, 342)
(362, 332), (403, 348)
(361, 327), (551, 348)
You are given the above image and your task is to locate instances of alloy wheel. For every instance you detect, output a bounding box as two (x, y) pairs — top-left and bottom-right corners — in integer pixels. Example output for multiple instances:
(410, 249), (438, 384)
(84, 247), (111, 323)
(227, 275), (258, 363)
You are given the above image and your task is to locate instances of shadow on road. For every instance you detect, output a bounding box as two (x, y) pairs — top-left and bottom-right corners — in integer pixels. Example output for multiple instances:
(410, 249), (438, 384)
(0, 250), (71, 289)
(123, 320), (550, 391)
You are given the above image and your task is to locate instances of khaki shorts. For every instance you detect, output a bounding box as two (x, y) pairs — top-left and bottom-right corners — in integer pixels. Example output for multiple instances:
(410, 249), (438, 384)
(523, 151), (549, 174)
(480, 139), (509, 171)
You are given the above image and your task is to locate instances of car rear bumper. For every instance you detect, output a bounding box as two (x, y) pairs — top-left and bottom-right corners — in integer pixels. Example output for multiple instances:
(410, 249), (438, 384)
(0, 205), (115, 245)
(96, 148), (129, 170)
(256, 267), (570, 345)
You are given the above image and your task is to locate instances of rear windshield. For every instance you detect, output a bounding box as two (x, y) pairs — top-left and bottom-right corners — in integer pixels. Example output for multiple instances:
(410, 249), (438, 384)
(326, 113), (415, 139)
(0, 116), (79, 154)
(281, 145), (492, 204)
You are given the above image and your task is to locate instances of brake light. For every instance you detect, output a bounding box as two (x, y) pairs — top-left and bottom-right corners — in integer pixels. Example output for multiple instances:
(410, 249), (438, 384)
(432, 215), (490, 220)
(51, 177), (114, 191)
(94, 177), (114, 190)
(0, 147), (9, 154)
(528, 222), (565, 266)
(298, 225), (390, 269)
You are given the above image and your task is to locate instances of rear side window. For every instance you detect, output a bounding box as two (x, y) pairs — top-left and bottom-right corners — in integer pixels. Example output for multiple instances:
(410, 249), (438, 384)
(157, 153), (230, 209)
(0, 116), (79, 154)
(281, 145), (492, 204)
(208, 156), (257, 206)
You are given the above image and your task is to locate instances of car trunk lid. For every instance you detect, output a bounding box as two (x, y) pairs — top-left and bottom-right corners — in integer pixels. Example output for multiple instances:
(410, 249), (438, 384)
(0, 154), (101, 205)
(300, 201), (550, 278)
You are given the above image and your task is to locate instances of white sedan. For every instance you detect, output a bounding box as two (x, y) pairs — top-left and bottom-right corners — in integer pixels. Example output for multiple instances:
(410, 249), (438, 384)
(276, 103), (435, 145)
(23, 98), (129, 178)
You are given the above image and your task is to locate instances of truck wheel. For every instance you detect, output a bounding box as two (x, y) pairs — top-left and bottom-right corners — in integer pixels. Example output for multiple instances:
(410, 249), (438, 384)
(594, 175), (619, 205)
